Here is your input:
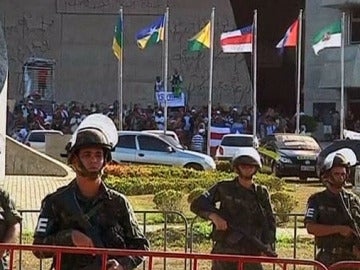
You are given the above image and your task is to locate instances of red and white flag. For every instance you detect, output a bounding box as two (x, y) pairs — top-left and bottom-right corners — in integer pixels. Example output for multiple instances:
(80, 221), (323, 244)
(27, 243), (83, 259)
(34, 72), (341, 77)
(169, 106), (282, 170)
(220, 25), (253, 53)
(210, 126), (231, 147)
(276, 19), (299, 49)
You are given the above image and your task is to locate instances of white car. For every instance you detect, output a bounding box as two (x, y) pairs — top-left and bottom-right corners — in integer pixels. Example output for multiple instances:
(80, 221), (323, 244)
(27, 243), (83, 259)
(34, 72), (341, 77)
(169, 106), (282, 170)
(24, 129), (64, 153)
(112, 131), (215, 170)
(215, 134), (259, 161)
(141, 130), (180, 143)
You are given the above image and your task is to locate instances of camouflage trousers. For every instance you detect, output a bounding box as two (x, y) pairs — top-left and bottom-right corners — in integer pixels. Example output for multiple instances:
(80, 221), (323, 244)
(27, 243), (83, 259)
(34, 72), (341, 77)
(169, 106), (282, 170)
(211, 243), (263, 270)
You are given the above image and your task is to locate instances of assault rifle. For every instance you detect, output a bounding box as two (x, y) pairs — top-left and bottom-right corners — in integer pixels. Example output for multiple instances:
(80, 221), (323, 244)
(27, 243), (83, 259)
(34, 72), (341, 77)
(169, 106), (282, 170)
(212, 224), (277, 257)
(62, 190), (107, 270)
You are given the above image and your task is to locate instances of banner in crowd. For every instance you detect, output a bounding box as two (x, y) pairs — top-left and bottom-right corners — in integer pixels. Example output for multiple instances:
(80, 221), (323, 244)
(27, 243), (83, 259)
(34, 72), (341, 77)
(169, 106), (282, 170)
(210, 126), (231, 147)
(156, 91), (185, 107)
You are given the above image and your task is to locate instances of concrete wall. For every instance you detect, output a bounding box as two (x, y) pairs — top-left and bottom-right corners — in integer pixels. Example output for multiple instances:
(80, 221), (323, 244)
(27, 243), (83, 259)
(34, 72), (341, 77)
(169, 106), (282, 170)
(303, 1), (360, 117)
(303, 1), (341, 116)
(0, 21), (7, 181)
(0, 0), (252, 109)
(6, 136), (71, 176)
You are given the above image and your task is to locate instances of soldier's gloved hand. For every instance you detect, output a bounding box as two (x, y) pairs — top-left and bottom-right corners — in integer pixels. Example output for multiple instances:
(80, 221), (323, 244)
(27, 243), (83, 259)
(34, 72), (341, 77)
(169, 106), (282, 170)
(106, 259), (124, 270)
(71, 230), (94, 247)
(209, 213), (228, 231)
(336, 225), (355, 237)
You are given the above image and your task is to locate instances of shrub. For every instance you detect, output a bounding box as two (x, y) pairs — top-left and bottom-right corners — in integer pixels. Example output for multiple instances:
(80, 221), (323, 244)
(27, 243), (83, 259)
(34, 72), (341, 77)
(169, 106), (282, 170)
(153, 189), (184, 222)
(216, 161), (232, 172)
(255, 174), (286, 192)
(191, 221), (212, 243)
(187, 188), (206, 203)
(271, 191), (298, 223)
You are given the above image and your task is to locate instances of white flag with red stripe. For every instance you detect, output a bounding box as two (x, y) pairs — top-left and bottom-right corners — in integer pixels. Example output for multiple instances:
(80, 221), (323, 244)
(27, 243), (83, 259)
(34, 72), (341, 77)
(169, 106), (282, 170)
(210, 126), (231, 147)
(220, 25), (253, 53)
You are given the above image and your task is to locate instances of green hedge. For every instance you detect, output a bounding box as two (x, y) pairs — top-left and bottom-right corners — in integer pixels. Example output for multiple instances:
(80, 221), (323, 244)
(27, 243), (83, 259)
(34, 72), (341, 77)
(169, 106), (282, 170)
(104, 164), (297, 216)
(104, 164), (284, 195)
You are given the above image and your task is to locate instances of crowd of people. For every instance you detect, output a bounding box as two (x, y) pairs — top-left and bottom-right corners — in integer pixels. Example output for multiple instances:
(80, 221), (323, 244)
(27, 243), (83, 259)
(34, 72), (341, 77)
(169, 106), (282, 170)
(7, 95), (314, 153)
(6, 90), (360, 155)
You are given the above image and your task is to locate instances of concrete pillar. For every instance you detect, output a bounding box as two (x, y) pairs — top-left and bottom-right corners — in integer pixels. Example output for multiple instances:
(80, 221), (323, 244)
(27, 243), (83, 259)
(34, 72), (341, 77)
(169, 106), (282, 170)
(0, 21), (8, 181)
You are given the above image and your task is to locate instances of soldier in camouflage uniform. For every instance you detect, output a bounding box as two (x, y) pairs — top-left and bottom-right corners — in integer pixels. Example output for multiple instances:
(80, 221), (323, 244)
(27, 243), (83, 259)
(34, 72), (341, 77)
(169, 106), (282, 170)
(304, 152), (360, 267)
(190, 148), (276, 270)
(0, 189), (22, 270)
(33, 114), (149, 270)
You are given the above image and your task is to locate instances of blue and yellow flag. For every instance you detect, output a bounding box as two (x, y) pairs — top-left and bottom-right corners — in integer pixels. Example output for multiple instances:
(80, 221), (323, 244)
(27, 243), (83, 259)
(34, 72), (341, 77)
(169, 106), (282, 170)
(136, 15), (165, 49)
(112, 16), (123, 60)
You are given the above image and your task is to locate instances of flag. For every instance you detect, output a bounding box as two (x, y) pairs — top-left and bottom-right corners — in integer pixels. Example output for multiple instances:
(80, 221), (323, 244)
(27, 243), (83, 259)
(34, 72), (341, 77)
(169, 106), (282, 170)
(187, 22), (211, 52)
(112, 16), (123, 60)
(276, 19), (299, 50)
(312, 20), (341, 55)
(136, 15), (165, 49)
(210, 126), (231, 147)
(220, 25), (253, 53)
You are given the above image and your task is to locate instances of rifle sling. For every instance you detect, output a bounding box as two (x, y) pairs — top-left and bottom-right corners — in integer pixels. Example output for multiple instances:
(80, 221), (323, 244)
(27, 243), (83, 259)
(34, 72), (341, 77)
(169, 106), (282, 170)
(72, 192), (105, 246)
(340, 192), (360, 238)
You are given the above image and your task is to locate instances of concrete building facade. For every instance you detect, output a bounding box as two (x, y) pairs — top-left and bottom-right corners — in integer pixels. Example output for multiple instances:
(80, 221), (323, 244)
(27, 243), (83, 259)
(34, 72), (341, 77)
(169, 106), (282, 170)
(304, 0), (360, 124)
(1, 0), (360, 122)
(0, 0), (252, 109)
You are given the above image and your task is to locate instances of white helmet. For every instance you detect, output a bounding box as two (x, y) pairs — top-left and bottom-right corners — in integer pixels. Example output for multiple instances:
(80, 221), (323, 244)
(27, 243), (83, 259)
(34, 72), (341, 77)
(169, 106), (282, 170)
(322, 148), (356, 173)
(232, 147), (262, 168)
(66, 114), (118, 163)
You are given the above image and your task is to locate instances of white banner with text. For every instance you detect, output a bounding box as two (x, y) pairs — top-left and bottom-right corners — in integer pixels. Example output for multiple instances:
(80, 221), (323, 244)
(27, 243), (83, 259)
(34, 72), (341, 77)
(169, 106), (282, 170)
(156, 91), (185, 107)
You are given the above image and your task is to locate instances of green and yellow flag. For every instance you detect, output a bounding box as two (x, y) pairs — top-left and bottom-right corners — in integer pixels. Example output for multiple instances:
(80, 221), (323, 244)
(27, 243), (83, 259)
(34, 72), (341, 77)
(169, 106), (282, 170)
(187, 22), (211, 52)
(112, 17), (123, 60)
(136, 15), (165, 50)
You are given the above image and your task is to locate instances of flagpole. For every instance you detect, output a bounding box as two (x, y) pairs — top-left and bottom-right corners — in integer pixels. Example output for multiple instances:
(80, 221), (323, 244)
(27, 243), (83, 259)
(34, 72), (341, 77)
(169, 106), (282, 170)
(118, 7), (124, 131)
(340, 12), (345, 139)
(207, 7), (215, 156)
(252, 10), (257, 140)
(295, 9), (302, 134)
(164, 7), (169, 133)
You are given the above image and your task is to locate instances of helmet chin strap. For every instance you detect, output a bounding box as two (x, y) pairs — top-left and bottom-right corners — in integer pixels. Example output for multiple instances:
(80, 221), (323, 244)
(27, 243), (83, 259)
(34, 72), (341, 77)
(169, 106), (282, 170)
(325, 179), (345, 189)
(71, 156), (104, 180)
(237, 170), (255, 181)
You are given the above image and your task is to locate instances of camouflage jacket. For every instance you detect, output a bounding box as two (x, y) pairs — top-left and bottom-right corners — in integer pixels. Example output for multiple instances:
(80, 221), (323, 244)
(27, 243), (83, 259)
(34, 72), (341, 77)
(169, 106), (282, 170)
(190, 178), (276, 247)
(33, 180), (149, 270)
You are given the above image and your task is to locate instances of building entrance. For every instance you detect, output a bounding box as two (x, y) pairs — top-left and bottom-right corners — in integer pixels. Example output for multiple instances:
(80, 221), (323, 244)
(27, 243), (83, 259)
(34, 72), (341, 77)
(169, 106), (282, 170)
(230, 0), (305, 116)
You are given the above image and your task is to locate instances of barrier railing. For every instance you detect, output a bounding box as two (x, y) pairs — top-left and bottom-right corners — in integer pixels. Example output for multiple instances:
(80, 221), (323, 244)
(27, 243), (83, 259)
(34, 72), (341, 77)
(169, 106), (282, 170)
(18, 209), (190, 270)
(190, 213), (316, 260)
(0, 243), (328, 270)
(18, 210), (314, 264)
(328, 261), (360, 270)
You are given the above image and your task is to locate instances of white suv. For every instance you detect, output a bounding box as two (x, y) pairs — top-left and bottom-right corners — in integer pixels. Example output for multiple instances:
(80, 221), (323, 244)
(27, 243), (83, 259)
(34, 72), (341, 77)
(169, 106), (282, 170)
(215, 134), (258, 161)
(112, 131), (216, 170)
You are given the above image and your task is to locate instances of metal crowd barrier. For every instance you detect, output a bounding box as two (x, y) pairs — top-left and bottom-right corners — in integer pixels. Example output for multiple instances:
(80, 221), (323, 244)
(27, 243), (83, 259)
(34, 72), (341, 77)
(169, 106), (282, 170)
(15, 210), (338, 270)
(0, 243), (328, 270)
(328, 261), (360, 270)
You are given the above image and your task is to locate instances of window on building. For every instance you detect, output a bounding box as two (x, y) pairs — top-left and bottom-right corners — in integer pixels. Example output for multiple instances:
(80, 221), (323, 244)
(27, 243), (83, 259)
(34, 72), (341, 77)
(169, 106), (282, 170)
(350, 8), (360, 44)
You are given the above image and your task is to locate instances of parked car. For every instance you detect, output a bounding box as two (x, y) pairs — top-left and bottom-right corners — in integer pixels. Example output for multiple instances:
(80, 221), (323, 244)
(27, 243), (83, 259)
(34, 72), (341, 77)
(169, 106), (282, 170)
(316, 139), (360, 185)
(112, 131), (216, 170)
(215, 134), (258, 161)
(258, 133), (321, 181)
(141, 130), (180, 144)
(24, 129), (64, 153)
